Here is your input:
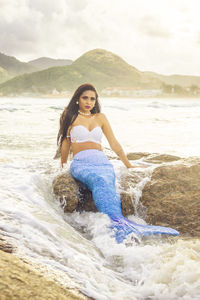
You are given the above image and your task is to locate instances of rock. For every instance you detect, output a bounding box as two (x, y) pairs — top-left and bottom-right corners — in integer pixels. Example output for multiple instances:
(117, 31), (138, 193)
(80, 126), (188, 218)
(52, 172), (132, 216)
(0, 236), (13, 253)
(53, 155), (200, 237)
(127, 152), (181, 163)
(120, 191), (135, 216)
(140, 157), (200, 237)
(0, 250), (89, 300)
(145, 153), (181, 164)
(127, 152), (150, 160)
(53, 173), (97, 213)
(76, 182), (97, 212)
(53, 173), (79, 212)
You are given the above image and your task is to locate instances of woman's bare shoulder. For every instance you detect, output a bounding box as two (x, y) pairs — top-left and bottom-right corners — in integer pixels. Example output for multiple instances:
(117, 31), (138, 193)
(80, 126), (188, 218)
(96, 112), (107, 120)
(95, 113), (107, 126)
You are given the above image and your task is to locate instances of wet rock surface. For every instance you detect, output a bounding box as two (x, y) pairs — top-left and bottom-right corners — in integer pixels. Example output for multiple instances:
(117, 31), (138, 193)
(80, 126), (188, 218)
(127, 152), (181, 163)
(140, 157), (200, 237)
(52, 172), (134, 216)
(53, 173), (97, 213)
(0, 236), (14, 253)
(0, 248), (89, 300)
(53, 173), (79, 213)
(53, 153), (200, 237)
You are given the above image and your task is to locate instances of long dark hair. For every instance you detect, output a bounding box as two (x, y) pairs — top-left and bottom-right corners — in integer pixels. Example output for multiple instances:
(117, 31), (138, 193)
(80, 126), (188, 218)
(57, 83), (101, 147)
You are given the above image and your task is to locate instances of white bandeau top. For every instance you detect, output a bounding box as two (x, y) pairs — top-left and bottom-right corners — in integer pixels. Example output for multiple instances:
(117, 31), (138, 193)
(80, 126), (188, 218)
(69, 125), (103, 144)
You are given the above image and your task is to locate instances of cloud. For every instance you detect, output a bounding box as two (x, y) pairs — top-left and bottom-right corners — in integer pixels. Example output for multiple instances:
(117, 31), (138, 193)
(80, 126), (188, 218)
(0, 0), (200, 75)
(65, 0), (88, 12)
(138, 15), (171, 38)
(0, 0), (108, 60)
(0, 0), (43, 58)
(29, 0), (63, 16)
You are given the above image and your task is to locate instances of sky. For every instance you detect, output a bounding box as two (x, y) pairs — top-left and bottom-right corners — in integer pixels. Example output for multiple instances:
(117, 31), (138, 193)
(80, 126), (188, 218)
(0, 0), (200, 76)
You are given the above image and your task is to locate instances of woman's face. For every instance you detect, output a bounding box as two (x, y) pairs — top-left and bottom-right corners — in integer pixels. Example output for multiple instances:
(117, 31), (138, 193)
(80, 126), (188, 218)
(78, 90), (96, 113)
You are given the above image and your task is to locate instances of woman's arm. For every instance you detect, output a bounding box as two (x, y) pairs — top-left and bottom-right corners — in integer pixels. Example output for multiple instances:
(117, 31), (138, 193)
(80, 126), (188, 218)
(60, 137), (71, 168)
(101, 113), (133, 168)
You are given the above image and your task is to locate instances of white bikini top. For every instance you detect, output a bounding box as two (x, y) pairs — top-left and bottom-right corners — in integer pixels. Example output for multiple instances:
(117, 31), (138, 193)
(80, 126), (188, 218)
(69, 125), (103, 144)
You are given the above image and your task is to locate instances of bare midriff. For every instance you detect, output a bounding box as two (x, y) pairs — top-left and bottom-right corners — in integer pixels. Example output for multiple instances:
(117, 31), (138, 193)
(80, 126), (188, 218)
(71, 141), (102, 156)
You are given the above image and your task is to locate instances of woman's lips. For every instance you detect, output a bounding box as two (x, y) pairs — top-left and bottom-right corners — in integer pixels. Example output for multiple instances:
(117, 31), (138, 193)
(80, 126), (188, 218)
(85, 106), (91, 109)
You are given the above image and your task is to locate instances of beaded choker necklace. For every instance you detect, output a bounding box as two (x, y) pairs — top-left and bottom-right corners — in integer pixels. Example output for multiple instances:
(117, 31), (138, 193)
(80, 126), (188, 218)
(78, 110), (91, 116)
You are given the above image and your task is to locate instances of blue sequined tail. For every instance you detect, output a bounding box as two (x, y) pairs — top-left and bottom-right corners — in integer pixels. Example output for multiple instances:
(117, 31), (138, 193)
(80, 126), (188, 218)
(70, 150), (179, 243)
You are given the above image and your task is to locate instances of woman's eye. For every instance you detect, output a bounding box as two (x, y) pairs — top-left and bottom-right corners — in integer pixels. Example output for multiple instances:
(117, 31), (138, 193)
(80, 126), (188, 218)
(82, 96), (96, 101)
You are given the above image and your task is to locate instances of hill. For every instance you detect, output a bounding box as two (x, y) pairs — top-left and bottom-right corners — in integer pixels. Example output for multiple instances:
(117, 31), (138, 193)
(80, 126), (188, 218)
(144, 71), (200, 88)
(0, 52), (37, 76)
(0, 49), (162, 95)
(0, 67), (11, 84)
(28, 57), (73, 70)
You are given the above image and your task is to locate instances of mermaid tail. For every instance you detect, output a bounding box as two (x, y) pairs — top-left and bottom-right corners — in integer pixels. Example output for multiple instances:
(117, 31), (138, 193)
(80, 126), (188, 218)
(70, 150), (179, 243)
(111, 217), (179, 243)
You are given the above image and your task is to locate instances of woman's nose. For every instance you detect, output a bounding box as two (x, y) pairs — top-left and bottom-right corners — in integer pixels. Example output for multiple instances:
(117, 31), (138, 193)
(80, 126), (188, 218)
(86, 99), (92, 104)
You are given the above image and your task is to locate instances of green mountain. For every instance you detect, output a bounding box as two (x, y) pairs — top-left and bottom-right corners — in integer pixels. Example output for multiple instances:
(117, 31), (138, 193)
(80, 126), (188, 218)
(0, 67), (11, 84)
(28, 57), (73, 70)
(0, 49), (162, 95)
(144, 71), (200, 88)
(0, 52), (37, 76)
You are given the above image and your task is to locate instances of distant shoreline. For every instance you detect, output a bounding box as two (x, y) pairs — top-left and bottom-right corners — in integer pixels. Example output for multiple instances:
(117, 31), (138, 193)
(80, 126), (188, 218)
(1, 94), (200, 99)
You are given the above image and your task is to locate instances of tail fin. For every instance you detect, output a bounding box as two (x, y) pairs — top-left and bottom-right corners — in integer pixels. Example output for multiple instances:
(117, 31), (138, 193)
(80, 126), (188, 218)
(110, 217), (179, 243)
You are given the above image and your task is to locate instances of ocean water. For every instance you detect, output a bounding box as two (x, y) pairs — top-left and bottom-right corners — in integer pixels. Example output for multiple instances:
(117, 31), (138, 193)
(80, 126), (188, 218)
(0, 97), (200, 300)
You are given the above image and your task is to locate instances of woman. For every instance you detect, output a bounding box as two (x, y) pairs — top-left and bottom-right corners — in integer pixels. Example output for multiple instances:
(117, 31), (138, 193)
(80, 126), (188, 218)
(57, 83), (179, 243)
